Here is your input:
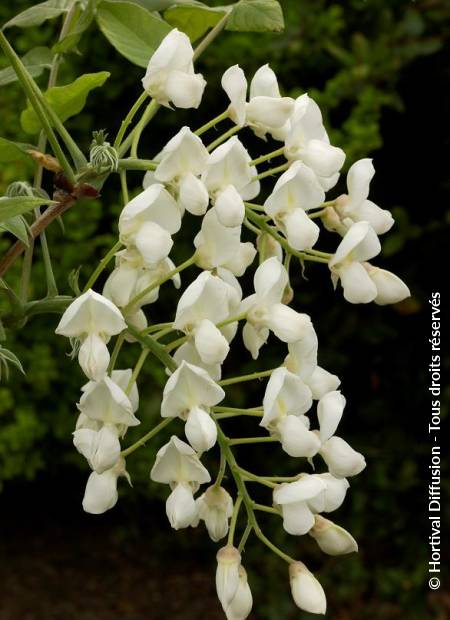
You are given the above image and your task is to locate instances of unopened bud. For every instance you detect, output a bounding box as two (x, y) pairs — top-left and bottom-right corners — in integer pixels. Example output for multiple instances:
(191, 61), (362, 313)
(289, 561), (326, 615)
(309, 515), (358, 555)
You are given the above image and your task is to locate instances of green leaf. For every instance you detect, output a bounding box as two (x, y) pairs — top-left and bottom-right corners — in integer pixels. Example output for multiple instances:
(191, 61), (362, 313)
(20, 71), (110, 134)
(107, 0), (178, 9)
(164, 3), (227, 42)
(0, 216), (31, 246)
(96, 0), (172, 68)
(0, 196), (56, 224)
(2, 0), (74, 30)
(0, 46), (54, 86)
(226, 0), (284, 33)
(0, 138), (35, 164)
(53, 0), (96, 53)
(0, 346), (25, 380)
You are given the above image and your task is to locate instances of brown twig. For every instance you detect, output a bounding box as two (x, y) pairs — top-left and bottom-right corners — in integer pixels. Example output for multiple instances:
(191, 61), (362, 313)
(0, 197), (76, 278)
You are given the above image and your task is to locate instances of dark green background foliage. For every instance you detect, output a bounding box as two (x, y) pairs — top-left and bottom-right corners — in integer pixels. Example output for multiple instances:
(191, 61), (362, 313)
(0, 1), (449, 619)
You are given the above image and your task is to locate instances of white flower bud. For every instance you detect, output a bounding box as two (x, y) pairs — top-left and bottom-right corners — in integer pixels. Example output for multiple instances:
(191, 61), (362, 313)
(194, 318), (230, 365)
(185, 406), (217, 452)
(320, 436), (366, 478)
(196, 485), (233, 542)
(277, 415), (321, 458)
(289, 561), (326, 615)
(309, 515), (358, 555)
(135, 221), (173, 265)
(216, 546), (241, 608)
(225, 566), (253, 620)
(317, 390), (346, 443)
(178, 173), (209, 216)
(166, 482), (197, 530)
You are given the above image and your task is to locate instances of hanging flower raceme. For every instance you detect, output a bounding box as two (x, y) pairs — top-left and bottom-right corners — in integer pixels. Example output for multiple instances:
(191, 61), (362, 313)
(161, 361), (225, 451)
(49, 45), (410, 620)
(284, 94), (345, 188)
(154, 126), (210, 215)
(150, 435), (211, 529)
(241, 257), (312, 359)
(222, 63), (294, 140)
(264, 161), (325, 250)
(55, 290), (126, 380)
(142, 28), (206, 109)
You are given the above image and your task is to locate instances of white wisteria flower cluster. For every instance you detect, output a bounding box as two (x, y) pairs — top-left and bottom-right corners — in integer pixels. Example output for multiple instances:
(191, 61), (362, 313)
(55, 28), (410, 617)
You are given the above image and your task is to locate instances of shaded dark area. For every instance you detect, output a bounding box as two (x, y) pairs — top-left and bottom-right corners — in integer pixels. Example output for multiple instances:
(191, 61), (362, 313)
(0, 1), (449, 619)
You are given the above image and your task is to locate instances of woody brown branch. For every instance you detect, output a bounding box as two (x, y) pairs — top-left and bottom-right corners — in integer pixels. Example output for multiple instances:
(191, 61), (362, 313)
(0, 197), (76, 278)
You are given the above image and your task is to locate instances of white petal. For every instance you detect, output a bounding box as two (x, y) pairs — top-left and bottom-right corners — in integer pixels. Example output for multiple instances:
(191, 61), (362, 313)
(78, 375), (139, 426)
(268, 304), (313, 343)
(215, 185), (245, 227)
(262, 367), (312, 427)
(280, 501), (316, 535)
(242, 321), (268, 360)
(282, 208), (320, 251)
(165, 69), (206, 109)
(250, 64), (281, 98)
(166, 482), (197, 529)
(178, 173), (209, 216)
(225, 566), (253, 620)
(161, 361), (225, 419)
(347, 158), (374, 206)
(277, 415), (321, 458)
(320, 436), (366, 478)
(246, 96), (294, 131)
(285, 324), (318, 380)
(317, 390), (346, 443)
(119, 183), (181, 238)
(300, 139), (345, 178)
(82, 469), (119, 514)
(308, 473), (350, 513)
(274, 475), (326, 505)
(307, 366), (341, 400)
(173, 341), (222, 381)
(135, 221), (173, 265)
(55, 290), (125, 338)
(366, 265), (411, 305)
(223, 242), (256, 277)
(78, 334), (110, 381)
(253, 256), (288, 304)
(194, 319), (230, 365)
(222, 65), (247, 126)
(155, 126), (209, 181)
(329, 221), (381, 267)
(150, 435), (211, 485)
(338, 262), (378, 304)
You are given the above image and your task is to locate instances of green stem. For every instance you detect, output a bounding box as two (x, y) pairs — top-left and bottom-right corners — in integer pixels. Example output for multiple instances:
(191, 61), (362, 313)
(126, 323), (177, 372)
(165, 334), (187, 353)
(216, 312), (247, 329)
(0, 32), (76, 183)
(249, 147), (285, 167)
(83, 240), (122, 293)
(308, 208), (327, 219)
(215, 450), (227, 488)
(245, 207), (330, 264)
(114, 91), (149, 149)
(108, 332), (125, 373)
(215, 421), (295, 564)
(121, 417), (174, 458)
(229, 436), (279, 446)
(238, 468), (277, 489)
(123, 254), (196, 314)
(126, 348), (149, 394)
(194, 110), (229, 136)
(19, 243), (34, 302)
(207, 125), (240, 152)
(142, 322), (173, 334)
(130, 99), (160, 159)
(218, 368), (275, 387)
(227, 495), (243, 546)
(118, 158), (158, 172)
(253, 162), (290, 182)
(193, 9), (232, 60)
(253, 503), (280, 516)
(238, 523), (252, 553)
(120, 170), (129, 203)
